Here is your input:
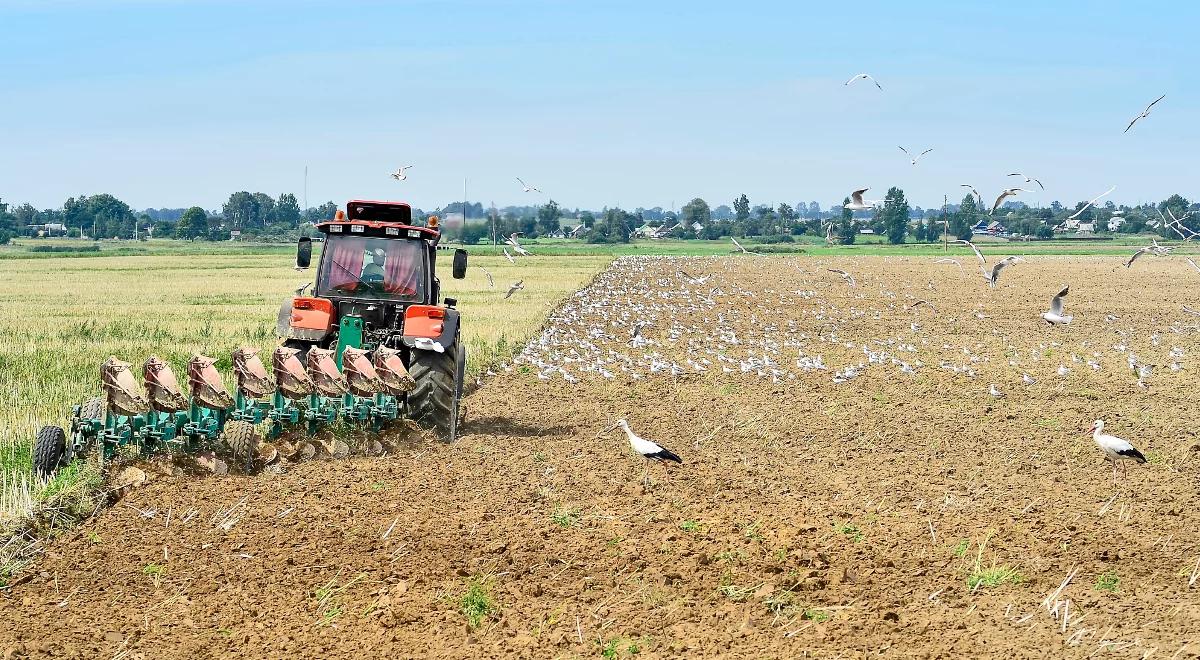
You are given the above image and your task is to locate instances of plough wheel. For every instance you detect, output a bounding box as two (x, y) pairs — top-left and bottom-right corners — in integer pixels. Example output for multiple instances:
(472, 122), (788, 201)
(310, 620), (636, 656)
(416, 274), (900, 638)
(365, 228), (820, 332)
(220, 421), (260, 472)
(33, 426), (67, 478)
(80, 397), (103, 422)
(408, 342), (465, 443)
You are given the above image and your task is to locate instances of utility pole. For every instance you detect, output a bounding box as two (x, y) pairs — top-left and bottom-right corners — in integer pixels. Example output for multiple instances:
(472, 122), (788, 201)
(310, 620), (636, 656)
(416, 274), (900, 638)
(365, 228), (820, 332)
(943, 194), (949, 251)
(303, 165), (308, 229)
(490, 201), (498, 248)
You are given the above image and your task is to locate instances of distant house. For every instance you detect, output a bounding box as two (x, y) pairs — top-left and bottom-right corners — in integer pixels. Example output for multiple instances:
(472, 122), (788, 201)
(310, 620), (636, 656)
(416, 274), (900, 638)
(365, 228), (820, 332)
(972, 219), (1006, 235)
(858, 228), (875, 235)
(1108, 217), (1126, 232)
(691, 222), (704, 233)
(1076, 221), (1095, 233)
(568, 224), (588, 238)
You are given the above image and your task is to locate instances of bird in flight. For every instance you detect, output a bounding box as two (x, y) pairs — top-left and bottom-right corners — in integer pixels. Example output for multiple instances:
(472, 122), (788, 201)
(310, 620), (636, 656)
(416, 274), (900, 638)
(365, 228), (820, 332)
(729, 237), (763, 255)
(506, 233), (532, 256)
(935, 258), (964, 276)
(1124, 94), (1166, 133)
(504, 280), (524, 299)
(677, 270), (709, 285)
(390, 165), (413, 181)
(1042, 285), (1072, 325)
(502, 247), (516, 264)
(990, 188), (1030, 215)
(1067, 186), (1116, 220)
(827, 269), (857, 287)
(845, 188), (876, 211)
(844, 73), (882, 90)
(1007, 172), (1044, 191)
(516, 177), (542, 193)
(898, 146), (933, 165)
(478, 266), (494, 288)
(1088, 420), (1146, 482)
(1124, 245), (1155, 269)
(959, 184), (983, 206)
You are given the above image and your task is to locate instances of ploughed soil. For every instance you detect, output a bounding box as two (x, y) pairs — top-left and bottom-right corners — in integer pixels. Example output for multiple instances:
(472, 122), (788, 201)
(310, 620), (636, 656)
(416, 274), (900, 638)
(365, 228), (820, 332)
(2, 255), (1199, 659)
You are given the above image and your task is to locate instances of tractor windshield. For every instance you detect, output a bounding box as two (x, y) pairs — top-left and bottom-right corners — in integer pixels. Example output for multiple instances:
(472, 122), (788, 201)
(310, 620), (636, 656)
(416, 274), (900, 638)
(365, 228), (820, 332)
(316, 235), (426, 301)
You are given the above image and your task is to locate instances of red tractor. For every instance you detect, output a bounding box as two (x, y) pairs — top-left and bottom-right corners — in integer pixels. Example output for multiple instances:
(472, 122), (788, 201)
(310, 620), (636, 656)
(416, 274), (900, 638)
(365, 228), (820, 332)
(282, 200), (469, 441)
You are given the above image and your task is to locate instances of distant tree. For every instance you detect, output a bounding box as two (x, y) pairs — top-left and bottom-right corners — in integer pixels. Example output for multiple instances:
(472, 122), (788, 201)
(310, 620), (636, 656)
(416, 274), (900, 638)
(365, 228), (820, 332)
(222, 192), (258, 231)
(807, 201), (822, 219)
(306, 201), (338, 223)
(837, 198), (856, 244)
(536, 200), (562, 236)
(176, 206), (209, 239)
(777, 203), (796, 234)
(251, 192), (276, 228)
(1160, 194), (1195, 233)
(11, 203), (38, 227)
(755, 205), (776, 235)
(0, 199), (15, 244)
(953, 194), (977, 240)
(712, 204), (734, 220)
(883, 187), (910, 244)
(275, 193), (301, 228)
(681, 198), (711, 228)
(914, 219), (928, 243)
(579, 210), (596, 229)
(734, 194), (750, 223)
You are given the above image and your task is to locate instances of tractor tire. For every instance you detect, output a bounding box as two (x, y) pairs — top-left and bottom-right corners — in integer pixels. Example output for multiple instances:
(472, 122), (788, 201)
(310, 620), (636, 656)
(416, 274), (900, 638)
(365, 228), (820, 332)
(33, 426), (67, 478)
(408, 342), (465, 443)
(220, 421), (260, 473)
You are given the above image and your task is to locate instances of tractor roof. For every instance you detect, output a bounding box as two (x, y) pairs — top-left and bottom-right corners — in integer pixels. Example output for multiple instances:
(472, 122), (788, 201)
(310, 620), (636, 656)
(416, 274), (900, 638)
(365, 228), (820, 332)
(315, 200), (440, 240)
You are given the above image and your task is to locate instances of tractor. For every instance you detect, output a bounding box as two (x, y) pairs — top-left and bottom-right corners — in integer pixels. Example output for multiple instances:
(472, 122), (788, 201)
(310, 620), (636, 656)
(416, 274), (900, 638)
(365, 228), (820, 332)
(31, 200), (469, 478)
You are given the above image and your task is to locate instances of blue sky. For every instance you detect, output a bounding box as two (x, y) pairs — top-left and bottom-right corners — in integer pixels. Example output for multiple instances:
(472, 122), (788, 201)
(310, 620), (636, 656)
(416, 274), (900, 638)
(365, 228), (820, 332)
(1, 0), (1195, 213)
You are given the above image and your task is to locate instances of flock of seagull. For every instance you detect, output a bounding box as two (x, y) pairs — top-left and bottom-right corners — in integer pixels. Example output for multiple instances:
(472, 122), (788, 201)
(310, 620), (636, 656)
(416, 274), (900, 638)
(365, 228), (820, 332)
(496, 252), (1196, 484)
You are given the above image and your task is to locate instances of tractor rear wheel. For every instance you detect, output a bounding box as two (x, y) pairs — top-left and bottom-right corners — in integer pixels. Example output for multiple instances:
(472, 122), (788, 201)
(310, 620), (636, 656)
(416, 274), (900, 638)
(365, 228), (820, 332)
(408, 342), (465, 443)
(220, 421), (260, 473)
(33, 426), (67, 478)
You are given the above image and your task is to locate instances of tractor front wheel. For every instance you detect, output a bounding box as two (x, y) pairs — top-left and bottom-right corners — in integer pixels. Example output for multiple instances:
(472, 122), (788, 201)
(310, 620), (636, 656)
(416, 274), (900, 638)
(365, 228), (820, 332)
(33, 426), (67, 478)
(408, 342), (465, 443)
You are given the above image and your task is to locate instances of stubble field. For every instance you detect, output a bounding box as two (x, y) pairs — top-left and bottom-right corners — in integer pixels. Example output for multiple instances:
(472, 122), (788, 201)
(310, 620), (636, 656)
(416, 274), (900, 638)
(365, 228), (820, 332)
(2, 252), (1199, 658)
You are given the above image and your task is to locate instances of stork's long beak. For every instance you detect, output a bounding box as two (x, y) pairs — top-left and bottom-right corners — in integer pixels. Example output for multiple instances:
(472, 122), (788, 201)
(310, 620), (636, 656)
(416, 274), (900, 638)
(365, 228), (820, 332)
(1086, 424), (1096, 435)
(598, 421), (621, 437)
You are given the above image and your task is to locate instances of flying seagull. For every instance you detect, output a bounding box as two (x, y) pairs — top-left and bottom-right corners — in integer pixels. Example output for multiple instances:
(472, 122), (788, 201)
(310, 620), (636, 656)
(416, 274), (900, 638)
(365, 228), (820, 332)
(991, 188), (1030, 215)
(504, 280), (524, 299)
(1042, 285), (1072, 325)
(935, 258), (965, 275)
(959, 184), (983, 206)
(506, 233), (532, 256)
(601, 419), (682, 486)
(845, 188), (875, 211)
(986, 256), (1023, 288)
(1186, 257), (1200, 274)
(502, 248), (516, 264)
(899, 146), (933, 165)
(479, 266), (494, 288)
(1124, 94), (1166, 133)
(730, 237), (763, 255)
(1125, 246), (1155, 268)
(828, 269), (857, 287)
(678, 270), (709, 285)
(390, 165), (413, 181)
(1067, 186), (1116, 220)
(1089, 420), (1146, 482)
(844, 73), (882, 90)
(516, 177), (542, 193)
(1007, 172), (1045, 191)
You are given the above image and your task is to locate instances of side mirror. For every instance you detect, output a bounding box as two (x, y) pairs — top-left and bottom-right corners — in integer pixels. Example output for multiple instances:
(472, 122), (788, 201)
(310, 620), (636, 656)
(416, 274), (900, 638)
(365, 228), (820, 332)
(296, 237), (312, 270)
(452, 248), (468, 279)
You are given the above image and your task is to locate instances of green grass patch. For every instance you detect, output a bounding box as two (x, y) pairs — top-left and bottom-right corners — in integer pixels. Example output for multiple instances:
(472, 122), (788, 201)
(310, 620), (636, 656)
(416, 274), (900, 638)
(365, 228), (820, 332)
(835, 521), (864, 543)
(1095, 571), (1120, 593)
(551, 507), (580, 528)
(460, 576), (499, 628)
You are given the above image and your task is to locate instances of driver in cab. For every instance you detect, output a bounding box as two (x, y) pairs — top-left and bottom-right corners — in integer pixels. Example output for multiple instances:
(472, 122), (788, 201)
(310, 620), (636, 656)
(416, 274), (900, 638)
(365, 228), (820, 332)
(361, 248), (386, 284)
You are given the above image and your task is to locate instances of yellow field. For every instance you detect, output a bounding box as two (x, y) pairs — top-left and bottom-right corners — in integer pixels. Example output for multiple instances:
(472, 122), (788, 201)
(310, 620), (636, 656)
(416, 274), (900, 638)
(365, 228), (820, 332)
(0, 252), (610, 483)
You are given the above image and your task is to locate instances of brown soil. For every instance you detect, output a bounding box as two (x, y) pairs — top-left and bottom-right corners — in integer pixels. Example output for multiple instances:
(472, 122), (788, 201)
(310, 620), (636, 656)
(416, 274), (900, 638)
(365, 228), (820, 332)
(3, 255), (1199, 659)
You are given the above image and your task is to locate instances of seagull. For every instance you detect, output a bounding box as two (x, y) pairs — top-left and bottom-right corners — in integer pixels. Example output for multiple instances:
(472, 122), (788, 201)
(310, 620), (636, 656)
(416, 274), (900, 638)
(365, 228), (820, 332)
(730, 237), (763, 255)
(845, 188), (876, 211)
(959, 184), (983, 206)
(506, 233), (532, 256)
(1186, 257), (1200, 274)
(1089, 420), (1147, 482)
(991, 188), (1030, 215)
(935, 258), (965, 275)
(1022, 373), (1037, 386)
(601, 419), (682, 486)
(479, 266), (494, 288)
(908, 299), (936, 312)
(503, 247), (516, 264)
(1057, 364), (1070, 377)
(828, 269), (856, 287)
(844, 73), (882, 90)
(678, 270), (709, 285)
(390, 165), (413, 181)
(1124, 94), (1165, 133)
(294, 282), (312, 296)
(1067, 186), (1116, 220)
(986, 256), (1022, 288)
(898, 146), (933, 165)
(1042, 285), (1072, 325)
(1184, 306), (1200, 317)
(1007, 173), (1045, 191)
(988, 383), (1004, 398)
(504, 280), (524, 299)
(516, 177), (541, 193)
(1125, 246), (1154, 269)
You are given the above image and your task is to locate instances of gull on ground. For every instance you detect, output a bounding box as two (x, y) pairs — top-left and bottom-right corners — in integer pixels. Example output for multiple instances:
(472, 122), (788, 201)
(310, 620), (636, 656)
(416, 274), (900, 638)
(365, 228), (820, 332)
(827, 269), (856, 287)
(899, 146), (933, 165)
(1068, 186), (1116, 220)
(504, 280), (524, 299)
(1042, 285), (1072, 325)
(908, 299), (936, 312)
(390, 165), (413, 181)
(1007, 173), (1045, 191)
(516, 177), (542, 193)
(1022, 373), (1037, 386)
(989, 383), (1004, 398)
(844, 73), (882, 90)
(1124, 94), (1166, 133)
(1089, 420), (1146, 482)
(678, 270), (709, 285)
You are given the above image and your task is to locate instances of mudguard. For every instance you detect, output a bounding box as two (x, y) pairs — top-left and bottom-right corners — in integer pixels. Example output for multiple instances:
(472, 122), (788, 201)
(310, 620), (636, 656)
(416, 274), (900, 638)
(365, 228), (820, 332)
(401, 307), (459, 351)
